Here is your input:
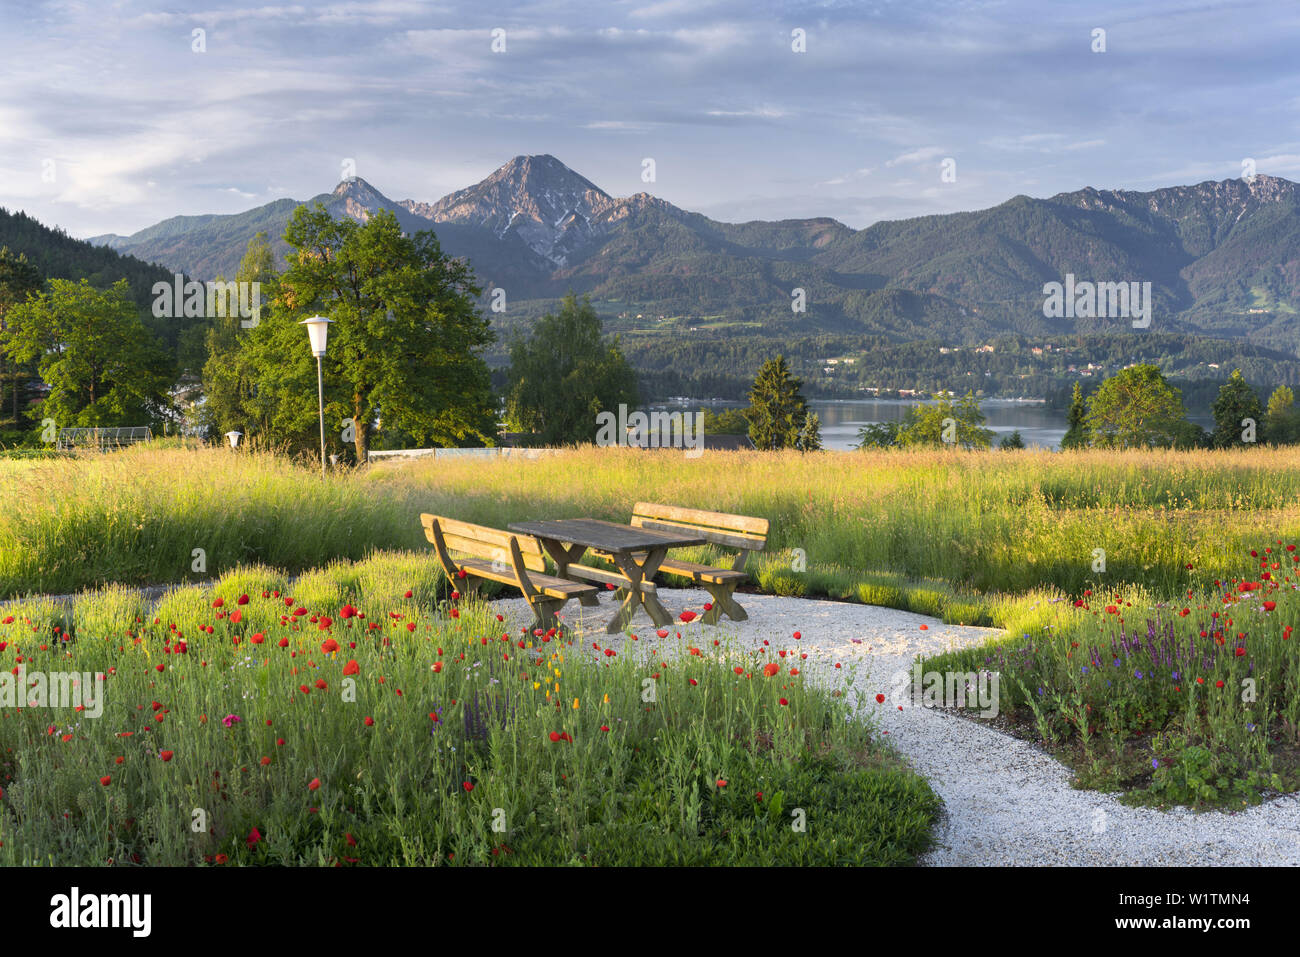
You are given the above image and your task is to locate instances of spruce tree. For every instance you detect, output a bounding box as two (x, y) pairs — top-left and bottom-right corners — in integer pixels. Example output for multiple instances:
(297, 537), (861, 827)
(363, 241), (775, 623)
(1210, 369), (1262, 449)
(745, 355), (807, 450)
(1060, 381), (1091, 450)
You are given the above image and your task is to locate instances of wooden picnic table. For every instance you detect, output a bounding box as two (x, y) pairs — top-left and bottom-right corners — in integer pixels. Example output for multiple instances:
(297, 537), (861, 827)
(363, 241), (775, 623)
(507, 518), (706, 634)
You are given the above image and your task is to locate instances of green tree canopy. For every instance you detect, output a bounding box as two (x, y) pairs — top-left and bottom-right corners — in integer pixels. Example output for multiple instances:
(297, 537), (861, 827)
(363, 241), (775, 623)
(1084, 364), (1190, 449)
(855, 420), (900, 449)
(897, 392), (994, 449)
(1210, 368), (1263, 449)
(0, 278), (173, 429)
(238, 205), (497, 460)
(504, 293), (639, 446)
(746, 355), (808, 450)
(0, 247), (43, 429)
(199, 234), (275, 444)
(702, 407), (750, 435)
(1265, 384), (1300, 445)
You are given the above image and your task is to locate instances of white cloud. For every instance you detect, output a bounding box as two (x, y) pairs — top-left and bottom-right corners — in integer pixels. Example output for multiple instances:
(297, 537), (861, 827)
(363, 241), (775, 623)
(885, 147), (947, 168)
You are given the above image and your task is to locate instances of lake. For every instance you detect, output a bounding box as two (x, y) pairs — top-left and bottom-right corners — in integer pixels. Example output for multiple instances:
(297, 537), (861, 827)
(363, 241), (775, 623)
(809, 398), (1067, 450)
(660, 398), (1216, 451)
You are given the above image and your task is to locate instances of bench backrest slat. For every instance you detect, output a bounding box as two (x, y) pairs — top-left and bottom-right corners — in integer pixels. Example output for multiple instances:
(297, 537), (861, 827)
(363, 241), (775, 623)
(421, 514), (547, 572)
(630, 502), (768, 552)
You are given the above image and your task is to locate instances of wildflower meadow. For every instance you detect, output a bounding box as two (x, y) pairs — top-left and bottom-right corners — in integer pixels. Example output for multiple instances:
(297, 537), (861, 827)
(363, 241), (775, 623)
(0, 554), (937, 866)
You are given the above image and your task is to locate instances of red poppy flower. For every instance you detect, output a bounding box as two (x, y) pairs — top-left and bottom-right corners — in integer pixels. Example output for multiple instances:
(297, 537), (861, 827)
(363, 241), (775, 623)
(763, 662), (780, 677)
(229, 609), (242, 624)
(308, 777), (321, 791)
(716, 779), (727, 787)
(549, 732), (561, 742)
(247, 827), (262, 846)
(1215, 680), (1225, 688)
(778, 698), (788, 706)
(99, 775), (112, 786)
(343, 659), (359, 676)
(212, 598), (224, 608)
(315, 678), (328, 690)
(462, 781), (474, 792)
(278, 637), (289, 648)
(875, 693), (885, 703)
(679, 611), (697, 623)
(340, 604), (357, 619)
(159, 750), (174, 762)
(404, 590), (414, 598)
(1264, 601), (1277, 612)
(260, 756), (271, 765)
(364, 716), (374, 727)
(322, 638), (340, 654)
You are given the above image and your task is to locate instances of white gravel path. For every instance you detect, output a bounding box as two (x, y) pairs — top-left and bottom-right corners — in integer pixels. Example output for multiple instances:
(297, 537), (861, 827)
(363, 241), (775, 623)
(497, 587), (1300, 866)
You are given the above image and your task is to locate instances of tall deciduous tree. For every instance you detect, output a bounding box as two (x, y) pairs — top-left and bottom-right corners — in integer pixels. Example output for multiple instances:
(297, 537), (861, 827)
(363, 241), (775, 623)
(1210, 368), (1263, 448)
(505, 293), (639, 445)
(746, 355), (808, 450)
(200, 234), (275, 443)
(0, 247), (43, 428)
(246, 205), (497, 461)
(1, 279), (173, 429)
(1085, 364), (1189, 449)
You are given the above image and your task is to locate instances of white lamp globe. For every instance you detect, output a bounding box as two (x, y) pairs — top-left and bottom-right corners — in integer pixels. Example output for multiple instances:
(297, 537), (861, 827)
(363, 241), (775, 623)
(300, 316), (332, 357)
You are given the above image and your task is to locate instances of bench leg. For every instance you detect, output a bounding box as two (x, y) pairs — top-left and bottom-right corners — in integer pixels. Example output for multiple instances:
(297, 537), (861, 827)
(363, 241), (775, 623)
(529, 596), (567, 634)
(700, 582), (747, 624)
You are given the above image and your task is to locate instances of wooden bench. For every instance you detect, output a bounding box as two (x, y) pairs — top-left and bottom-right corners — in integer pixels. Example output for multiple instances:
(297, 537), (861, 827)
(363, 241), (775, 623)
(612, 503), (769, 625)
(421, 514), (598, 632)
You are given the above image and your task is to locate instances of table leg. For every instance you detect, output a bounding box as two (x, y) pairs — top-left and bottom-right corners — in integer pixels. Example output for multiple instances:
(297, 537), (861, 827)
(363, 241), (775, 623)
(607, 546), (670, 633)
(536, 538), (600, 607)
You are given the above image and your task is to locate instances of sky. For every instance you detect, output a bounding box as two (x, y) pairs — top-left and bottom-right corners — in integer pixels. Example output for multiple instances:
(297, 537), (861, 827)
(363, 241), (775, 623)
(2, 0), (1299, 239)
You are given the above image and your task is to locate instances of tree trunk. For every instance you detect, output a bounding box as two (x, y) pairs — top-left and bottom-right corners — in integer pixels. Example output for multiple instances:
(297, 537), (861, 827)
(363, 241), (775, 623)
(353, 397), (369, 464)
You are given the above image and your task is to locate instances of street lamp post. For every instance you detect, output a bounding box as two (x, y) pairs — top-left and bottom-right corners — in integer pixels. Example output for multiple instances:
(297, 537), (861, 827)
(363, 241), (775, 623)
(225, 430), (242, 450)
(300, 316), (333, 478)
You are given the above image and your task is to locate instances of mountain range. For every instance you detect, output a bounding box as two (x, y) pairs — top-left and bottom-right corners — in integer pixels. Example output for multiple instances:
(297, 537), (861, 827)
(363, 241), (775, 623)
(86, 155), (1300, 351)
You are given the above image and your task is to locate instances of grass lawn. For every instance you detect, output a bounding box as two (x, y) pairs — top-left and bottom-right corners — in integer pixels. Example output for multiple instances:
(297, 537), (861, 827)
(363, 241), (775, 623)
(0, 555), (938, 866)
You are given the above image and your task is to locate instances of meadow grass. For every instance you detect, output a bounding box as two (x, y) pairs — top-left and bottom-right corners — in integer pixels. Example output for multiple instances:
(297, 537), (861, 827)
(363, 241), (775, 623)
(0, 556), (936, 866)
(5, 444), (1300, 628)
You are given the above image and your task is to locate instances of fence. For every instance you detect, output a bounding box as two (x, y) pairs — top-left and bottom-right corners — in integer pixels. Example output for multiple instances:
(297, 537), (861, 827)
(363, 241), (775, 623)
(55, 427), (153, 451)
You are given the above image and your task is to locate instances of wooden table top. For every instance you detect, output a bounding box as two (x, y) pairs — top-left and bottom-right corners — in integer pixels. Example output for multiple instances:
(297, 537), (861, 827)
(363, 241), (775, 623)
(508, 518), (706, 554)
